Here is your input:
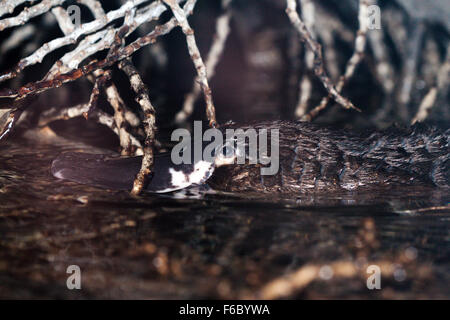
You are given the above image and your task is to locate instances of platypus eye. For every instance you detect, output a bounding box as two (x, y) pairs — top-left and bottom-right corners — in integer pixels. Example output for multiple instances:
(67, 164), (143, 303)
(214, 140), (238, 166)
(222, 141), (236, 158)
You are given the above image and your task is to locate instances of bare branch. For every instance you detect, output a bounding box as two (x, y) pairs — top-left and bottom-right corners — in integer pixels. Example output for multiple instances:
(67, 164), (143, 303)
(51, 6), (75, 35)
(0, 0), (199, 101)
(77, 0), (105, 19)
(295, 77), (313, 118)
(45, 28), (115, 79)
(0, 24), (35, 55)
(175, 0), (232, 124)
(0, 0), (66, 32)
(303, 0), (372, 121)
(314, 3), (354, 80)
(38, 103), (105, 127)
(286, 0), (359, 116)
(37, 102), (143, 153)
(412, 46), (450, 124)
(0, 0), (157, 83)
(104, 77), (136, 156)
(294, 0), (315, 118)
(0, 0), (36, 19)
(367, 26), (395, 94)
(163, 0), (218, 128)
(411, 88), (438, 125)
(119, 59), (156, 195)
(397, 22), (425, 121)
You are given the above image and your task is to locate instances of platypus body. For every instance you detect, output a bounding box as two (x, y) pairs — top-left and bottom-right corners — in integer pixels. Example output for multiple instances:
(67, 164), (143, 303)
(51, 121), (449, 194)
(208, 121), (449, 193)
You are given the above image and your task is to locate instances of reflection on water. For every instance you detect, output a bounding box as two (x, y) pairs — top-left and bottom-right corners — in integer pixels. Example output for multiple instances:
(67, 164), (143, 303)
(0, 131), (449, 299)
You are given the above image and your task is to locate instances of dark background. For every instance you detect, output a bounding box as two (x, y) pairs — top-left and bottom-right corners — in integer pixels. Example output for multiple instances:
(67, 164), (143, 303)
(0, 0), (448, 147)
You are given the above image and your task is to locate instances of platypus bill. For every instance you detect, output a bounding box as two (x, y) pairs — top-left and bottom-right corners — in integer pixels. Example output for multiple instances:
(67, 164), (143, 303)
(51, 120), (449, 194)
(51, 152), (215, 193)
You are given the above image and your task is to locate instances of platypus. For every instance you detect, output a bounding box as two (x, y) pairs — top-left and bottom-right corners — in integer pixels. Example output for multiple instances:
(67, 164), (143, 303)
(51, 121), (449, 194)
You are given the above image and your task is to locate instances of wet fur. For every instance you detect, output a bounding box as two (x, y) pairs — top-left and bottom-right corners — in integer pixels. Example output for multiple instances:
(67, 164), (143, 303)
(208, 121), (449, 193)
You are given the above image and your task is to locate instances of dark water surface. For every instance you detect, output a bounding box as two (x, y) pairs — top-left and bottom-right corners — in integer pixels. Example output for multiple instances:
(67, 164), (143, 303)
(0, 131), (449, 299)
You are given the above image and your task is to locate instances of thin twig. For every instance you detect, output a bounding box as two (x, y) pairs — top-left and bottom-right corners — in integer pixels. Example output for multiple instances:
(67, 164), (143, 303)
(51, 6), (75, 35)
(77, 0), (105, 19)
(0, 1), (198, 101)
(412, 46), (450, 124)
(0, 0), (36, 19)
(103, 77), (135, 156)
(294, 0), (315, 118)
(39, 103), (105, 126)
(37, 103), (143, 153)
(46, 1), (166, 77)
(397, 21), (425, 121)
(163, 0), (217, 128)
(0, 0), (162, 83)
(45, 28), (115, 79)
(175, 0), (232, 124)
(314, 3), (352, 81)
(119, 59), (157, 195)
(86, 69), (109, 116)
(285, 0), (359, 117)
(367, 24), (395, 94)
(0, 0), (66, 32)
(0, 24), (35, 55)
(303, 0), (371, 121)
